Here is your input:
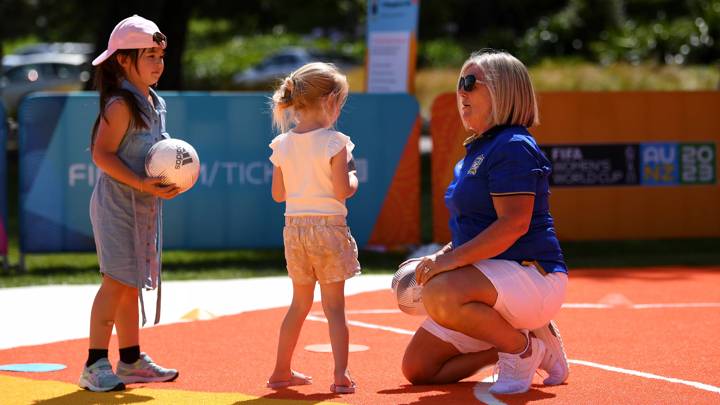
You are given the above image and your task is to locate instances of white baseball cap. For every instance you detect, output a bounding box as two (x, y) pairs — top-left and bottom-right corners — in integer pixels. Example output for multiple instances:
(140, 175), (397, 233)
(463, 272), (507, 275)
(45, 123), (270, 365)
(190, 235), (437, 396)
(92, 14), (167, 66)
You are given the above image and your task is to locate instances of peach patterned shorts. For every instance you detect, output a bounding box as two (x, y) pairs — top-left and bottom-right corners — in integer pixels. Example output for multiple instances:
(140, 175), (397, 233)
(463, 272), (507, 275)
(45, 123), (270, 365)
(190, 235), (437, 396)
(283, 216), (361, 285)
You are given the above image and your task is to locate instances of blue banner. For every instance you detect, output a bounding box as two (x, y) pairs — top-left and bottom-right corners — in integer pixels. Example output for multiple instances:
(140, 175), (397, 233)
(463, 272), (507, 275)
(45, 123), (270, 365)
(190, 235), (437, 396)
(18, 93), (418, 253)
(640, 143), (679, 185)
(542, 142), (717, 187)
(368, 0), (420, 32)
(366, 0), (420, 93)
(0, 103), (7, 255)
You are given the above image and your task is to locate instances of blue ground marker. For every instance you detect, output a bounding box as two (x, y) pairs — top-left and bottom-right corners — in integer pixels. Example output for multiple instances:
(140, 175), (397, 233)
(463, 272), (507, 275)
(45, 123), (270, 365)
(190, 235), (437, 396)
(0, 363), (66, 372)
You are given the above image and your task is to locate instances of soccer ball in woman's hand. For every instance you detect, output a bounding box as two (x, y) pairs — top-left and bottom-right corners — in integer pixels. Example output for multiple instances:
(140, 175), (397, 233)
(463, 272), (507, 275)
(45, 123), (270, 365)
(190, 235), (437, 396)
(391, 260), (427, 316)
(145, 138), (200, 194)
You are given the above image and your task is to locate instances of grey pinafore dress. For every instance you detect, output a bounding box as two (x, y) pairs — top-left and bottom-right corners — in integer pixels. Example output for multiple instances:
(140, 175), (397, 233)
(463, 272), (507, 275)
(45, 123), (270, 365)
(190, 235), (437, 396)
(89, 80), (169, 325)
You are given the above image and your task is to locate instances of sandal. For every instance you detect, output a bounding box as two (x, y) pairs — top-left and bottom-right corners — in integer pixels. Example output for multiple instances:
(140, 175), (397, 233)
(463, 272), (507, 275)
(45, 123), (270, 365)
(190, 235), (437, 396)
(266, 370), (312, 389)
(330, 380), (357, 394)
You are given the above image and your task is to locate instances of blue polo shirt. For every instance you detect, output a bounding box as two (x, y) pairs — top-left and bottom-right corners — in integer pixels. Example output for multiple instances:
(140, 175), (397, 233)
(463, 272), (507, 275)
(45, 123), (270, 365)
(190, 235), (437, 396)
(444, 125), (567, 274)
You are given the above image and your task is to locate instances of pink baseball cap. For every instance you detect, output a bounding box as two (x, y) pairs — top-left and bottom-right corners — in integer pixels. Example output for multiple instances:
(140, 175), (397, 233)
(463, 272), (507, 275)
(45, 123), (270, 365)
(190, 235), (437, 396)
(92, 14), (167, 66)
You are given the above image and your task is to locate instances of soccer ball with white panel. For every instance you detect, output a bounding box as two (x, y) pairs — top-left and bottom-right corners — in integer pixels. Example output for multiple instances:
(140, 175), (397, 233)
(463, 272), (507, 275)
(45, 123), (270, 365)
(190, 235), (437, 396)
(145, 138), (200, 194)
(391, 260), (427, 316)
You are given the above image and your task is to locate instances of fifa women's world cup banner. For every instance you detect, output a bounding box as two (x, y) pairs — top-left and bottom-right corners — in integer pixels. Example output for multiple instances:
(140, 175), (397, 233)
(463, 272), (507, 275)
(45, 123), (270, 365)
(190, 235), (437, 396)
(430, 91), (720, 241)
(18, 93), (420, 253)
(0, 103), (7, 257)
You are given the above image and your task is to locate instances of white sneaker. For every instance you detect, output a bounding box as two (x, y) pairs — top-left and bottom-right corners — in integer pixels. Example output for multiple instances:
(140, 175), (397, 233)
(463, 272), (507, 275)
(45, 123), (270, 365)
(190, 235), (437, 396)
(489, 331), (546, 395)
(78, 358), (125, 392)
(533, 320), (569, 385)
(116, 352), (179, 384)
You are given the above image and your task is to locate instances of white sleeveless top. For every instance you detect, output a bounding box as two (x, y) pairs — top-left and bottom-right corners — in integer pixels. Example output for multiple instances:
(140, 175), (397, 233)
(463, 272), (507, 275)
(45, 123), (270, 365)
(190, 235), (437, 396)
(269, 128), (355, 216)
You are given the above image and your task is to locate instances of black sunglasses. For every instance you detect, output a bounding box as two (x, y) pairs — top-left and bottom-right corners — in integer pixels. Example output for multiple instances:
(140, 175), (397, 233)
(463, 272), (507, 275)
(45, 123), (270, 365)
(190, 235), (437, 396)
(458, 74), (479, 92)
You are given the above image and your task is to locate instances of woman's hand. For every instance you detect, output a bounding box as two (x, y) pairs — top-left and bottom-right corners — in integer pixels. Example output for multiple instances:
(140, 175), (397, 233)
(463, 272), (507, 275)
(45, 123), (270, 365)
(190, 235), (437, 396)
(140, 177), (180, 199)
(414, 255), (435, 285)
(415, 252), (458, 285)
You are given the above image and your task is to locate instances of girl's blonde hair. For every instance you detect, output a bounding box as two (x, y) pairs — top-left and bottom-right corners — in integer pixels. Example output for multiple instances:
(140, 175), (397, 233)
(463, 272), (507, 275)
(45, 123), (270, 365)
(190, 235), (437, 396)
(462, 49), (539, 128)
(271, 62), (349, 133)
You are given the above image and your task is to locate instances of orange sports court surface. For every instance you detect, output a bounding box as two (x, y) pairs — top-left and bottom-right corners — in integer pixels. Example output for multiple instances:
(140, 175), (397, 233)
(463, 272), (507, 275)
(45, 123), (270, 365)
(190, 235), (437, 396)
(1, 266), (719, 404)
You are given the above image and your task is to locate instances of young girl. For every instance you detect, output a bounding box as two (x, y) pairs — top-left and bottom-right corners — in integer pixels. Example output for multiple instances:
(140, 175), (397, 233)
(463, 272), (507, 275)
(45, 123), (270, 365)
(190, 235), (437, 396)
(267, 62), (361, 394)
(79, 15), (179, 392)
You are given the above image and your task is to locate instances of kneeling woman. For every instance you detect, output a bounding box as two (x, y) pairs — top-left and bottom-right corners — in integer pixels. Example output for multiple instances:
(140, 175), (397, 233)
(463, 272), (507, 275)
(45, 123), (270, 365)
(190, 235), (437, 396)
(402, 49), (569, 395)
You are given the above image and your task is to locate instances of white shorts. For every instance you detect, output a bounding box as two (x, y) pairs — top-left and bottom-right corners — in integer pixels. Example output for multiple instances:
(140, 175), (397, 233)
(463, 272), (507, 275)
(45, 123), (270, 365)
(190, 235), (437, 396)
(421, 259), (568, 354)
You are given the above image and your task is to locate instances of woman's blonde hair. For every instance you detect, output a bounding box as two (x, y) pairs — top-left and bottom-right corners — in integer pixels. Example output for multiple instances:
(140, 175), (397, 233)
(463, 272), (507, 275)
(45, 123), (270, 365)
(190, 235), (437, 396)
(271, 62), (349, 133)
(461, 49), (539, 128)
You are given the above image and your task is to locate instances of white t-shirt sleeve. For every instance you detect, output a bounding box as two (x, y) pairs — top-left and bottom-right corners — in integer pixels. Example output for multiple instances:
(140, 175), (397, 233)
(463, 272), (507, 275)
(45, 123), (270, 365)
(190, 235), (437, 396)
(326, 131), (355, 162)
(268, 133), (286, 166)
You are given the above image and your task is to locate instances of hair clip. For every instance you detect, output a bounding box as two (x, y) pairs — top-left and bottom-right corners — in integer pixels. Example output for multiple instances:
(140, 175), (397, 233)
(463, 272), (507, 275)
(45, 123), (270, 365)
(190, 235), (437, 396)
(153, 32), (167, 49)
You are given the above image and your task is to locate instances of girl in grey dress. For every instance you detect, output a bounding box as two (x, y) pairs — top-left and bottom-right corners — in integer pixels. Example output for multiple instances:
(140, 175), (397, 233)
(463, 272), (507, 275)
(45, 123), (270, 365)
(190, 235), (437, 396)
(79, 15), (180, 392)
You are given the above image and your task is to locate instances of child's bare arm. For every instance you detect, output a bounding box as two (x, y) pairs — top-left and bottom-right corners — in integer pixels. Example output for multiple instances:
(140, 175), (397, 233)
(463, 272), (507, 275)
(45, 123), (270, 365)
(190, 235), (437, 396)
(271, 166), (286, 202)
(93, 100), (178, 199)
(330, 146), (355, 200)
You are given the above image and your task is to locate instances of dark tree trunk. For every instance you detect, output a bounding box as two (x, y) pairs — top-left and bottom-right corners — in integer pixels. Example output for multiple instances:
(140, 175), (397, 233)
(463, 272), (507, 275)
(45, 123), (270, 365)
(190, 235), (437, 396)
(158, 0), (192, 90)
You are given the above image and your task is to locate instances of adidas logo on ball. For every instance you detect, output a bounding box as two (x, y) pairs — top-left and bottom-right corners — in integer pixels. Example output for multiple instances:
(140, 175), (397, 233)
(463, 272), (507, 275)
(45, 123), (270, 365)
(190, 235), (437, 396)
(175, 147), (193, 169)
(145, 138), (201, 194)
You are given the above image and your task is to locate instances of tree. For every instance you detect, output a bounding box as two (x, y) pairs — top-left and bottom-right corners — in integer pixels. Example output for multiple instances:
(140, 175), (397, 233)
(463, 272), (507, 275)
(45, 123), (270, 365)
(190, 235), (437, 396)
(0, 0), (41, 62)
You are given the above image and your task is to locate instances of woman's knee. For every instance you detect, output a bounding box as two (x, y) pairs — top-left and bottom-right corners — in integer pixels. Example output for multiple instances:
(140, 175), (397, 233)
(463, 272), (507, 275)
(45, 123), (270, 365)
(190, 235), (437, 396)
(423, 267), (499, 323)
(422, 276), (453, 305)
(401, 352), (434, 385)
(402, 326), (463, 385)
(402, 367), (429, 385)
(422, 277), (462, 324)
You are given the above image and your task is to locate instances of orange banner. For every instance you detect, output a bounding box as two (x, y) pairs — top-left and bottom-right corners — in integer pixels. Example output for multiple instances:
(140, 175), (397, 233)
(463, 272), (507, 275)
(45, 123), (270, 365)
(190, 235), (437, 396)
(369, 115), (422, 247)
(431, 92), (720, 241)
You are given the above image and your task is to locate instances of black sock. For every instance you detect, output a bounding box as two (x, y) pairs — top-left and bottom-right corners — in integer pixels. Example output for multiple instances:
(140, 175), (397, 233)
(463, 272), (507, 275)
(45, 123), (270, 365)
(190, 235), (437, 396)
(119, 345), (141, 364)
(86, 349), (108, 367)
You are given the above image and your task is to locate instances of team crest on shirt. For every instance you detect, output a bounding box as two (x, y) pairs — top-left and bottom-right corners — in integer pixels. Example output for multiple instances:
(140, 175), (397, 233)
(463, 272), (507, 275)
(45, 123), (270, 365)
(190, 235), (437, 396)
(467, 154), (485, 175)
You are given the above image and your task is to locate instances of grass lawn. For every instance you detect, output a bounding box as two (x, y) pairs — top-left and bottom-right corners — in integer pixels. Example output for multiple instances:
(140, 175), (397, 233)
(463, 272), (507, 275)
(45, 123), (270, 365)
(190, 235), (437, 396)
(0, 248), (408, 287)
(2, 237), (718, 288)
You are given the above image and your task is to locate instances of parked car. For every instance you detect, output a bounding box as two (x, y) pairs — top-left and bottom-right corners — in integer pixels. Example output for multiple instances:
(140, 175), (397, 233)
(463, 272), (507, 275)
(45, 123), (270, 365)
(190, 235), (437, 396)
(1, 51), (91, 115)
(233, 47), (358, 87)
(5, 42), (94, 58)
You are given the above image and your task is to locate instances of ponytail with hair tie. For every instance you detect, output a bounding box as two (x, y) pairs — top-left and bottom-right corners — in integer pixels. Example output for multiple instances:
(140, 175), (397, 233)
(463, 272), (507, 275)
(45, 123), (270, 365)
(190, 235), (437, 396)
(270, 62), (348, 133)
(281, 77), (294, 104)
